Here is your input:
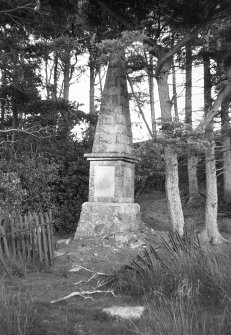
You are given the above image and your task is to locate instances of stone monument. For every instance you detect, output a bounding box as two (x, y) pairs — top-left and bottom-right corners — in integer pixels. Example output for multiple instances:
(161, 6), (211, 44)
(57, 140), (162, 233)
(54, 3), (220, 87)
(74, 54), (141, 239)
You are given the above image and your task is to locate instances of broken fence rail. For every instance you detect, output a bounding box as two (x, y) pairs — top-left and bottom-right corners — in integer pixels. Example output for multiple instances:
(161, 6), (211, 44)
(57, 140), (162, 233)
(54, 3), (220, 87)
(0, 210), (54, 269)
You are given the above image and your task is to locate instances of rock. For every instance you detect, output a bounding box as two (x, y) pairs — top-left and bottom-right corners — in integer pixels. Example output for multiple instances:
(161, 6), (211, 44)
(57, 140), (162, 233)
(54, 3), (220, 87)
(54, 251), (66, 257)
(56, 238), (73, 247)
(102, 306), (145, 320)
(69, 266), (81, 272)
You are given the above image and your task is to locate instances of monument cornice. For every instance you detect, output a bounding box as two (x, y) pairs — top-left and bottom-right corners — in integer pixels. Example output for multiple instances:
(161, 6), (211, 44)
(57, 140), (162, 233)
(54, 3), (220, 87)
(84, 152), (140, 163)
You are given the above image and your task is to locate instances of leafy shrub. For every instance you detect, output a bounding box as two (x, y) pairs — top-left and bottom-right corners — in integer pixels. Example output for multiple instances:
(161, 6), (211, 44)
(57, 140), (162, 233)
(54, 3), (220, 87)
(0, 171), (27, 211)
(135, 140), (165, 194)
(0, 100), (96, 233)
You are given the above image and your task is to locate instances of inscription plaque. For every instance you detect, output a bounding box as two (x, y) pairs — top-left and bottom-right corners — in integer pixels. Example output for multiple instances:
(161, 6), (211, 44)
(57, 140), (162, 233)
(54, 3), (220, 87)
(94, 166), (115, 197)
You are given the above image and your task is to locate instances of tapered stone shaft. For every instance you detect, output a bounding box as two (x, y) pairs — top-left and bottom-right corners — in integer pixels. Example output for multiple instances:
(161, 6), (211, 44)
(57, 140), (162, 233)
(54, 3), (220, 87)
(75, 55), (141, 238)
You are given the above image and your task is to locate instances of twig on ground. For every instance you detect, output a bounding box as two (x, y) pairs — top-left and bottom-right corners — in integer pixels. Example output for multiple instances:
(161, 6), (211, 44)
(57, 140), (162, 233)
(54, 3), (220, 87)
(50, 289), (116, 304)
(72, 266), (109, 286)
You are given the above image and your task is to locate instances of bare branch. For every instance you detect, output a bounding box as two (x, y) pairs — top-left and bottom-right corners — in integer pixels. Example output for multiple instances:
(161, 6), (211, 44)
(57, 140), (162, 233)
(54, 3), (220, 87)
(197, 81), (231, 133)
(0, 126), (54, 139)
(127, 75), (154, 139)
(51, 289), (115, 304)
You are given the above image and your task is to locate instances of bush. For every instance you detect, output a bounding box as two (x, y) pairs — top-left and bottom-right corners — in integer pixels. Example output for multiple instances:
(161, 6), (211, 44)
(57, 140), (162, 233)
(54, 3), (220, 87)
(135, 140), (165, 195)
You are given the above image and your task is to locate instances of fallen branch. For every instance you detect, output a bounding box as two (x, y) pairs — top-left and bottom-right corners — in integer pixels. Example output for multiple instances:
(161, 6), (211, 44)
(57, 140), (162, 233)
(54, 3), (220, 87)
(74, 272), (99, 286)
(51, 289), (116, 304)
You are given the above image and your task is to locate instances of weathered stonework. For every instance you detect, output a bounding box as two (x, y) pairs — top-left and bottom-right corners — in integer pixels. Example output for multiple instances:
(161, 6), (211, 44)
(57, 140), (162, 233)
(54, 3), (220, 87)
(77, 202), (141, 237)
(74, 55), (141, 240)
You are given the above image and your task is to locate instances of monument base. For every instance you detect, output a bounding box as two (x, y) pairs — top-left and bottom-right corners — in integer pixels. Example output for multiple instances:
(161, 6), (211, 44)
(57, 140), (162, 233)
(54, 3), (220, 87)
(74, 202), (142, 238)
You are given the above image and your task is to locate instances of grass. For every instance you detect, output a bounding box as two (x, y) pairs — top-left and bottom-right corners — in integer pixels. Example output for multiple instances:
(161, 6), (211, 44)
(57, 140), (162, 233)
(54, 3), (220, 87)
(132, 297), (231, 335)
(0, 280), (37, 335)
(1, 224), (231, 334)
(112, 231), (231, 335)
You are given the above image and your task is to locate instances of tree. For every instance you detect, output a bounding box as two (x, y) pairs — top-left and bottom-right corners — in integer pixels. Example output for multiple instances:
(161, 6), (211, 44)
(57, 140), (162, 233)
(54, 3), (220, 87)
(221, 99), (231, 204)
(202, 50), (222, 244)
(185, 42), (200, 200)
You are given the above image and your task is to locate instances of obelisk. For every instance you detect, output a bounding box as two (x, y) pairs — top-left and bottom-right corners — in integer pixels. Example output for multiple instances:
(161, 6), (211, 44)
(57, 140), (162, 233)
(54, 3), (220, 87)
(74, 54), (141, 238)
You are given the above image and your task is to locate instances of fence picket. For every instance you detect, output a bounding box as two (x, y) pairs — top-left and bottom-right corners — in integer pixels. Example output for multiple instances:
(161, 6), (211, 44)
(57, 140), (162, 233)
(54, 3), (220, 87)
(0, 210), (54, 271)
(0, 247), (11, 278)
(24, 214), (31, 262)
(48, 210), (54, 252)
(34, 213), (43, 263)
(19, 215), (27, 260)
(9, 216), (16, 256)
(45, 213), (54, 266)
(1, 226), (10, 259)
(40, 214), (49, 266)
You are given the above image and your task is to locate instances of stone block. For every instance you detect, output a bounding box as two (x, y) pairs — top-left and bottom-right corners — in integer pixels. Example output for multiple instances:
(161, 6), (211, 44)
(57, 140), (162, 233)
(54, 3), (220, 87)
(75, 202), (141, 238)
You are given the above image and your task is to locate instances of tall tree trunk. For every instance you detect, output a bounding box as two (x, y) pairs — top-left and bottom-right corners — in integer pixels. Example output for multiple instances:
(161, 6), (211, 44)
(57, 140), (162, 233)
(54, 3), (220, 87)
(11, 104), (18, 154)
(63, 52), (70, 101)
(45, 56), (50, 99)
(53, 52), (58, 100)
(185, 43), (199, 199)
(0, 69), (6, 121)
(89, 48), (95, 114)
(98, 69), (103, 96)
(172, 62), (179, 121)
(156, 61), (184, 235)
(221, 99), (231, 204)
(148, 55), (157, 137)
(202, 54), (222, 244)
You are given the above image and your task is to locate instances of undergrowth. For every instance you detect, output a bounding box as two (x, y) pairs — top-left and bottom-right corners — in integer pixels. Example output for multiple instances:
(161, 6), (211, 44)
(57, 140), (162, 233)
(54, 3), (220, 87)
(0, 281), (37, 335)
(113, 229), (231, 335)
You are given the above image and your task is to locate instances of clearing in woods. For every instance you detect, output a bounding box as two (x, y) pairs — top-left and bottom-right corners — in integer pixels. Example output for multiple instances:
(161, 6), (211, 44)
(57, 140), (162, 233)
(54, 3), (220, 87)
(1, 191), (231, 335)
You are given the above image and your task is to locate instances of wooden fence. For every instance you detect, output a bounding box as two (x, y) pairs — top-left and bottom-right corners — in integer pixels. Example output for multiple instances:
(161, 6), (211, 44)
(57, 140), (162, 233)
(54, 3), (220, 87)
(0, 210), (54, 273)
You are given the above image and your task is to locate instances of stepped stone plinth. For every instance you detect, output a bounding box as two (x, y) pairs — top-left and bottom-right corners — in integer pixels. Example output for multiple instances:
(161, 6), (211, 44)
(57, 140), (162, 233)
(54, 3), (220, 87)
(74, 55), (141, 239)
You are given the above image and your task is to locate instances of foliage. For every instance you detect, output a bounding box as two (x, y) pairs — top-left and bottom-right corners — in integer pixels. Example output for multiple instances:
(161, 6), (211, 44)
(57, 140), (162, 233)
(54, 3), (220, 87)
(0, 100), (96, 233)
(135, 140), (165, 194)
(0, 170), (27, 211)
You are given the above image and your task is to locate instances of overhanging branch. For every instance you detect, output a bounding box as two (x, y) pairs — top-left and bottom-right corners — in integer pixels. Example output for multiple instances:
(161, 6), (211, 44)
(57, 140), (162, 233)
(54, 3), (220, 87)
(197, 81), (231, 133)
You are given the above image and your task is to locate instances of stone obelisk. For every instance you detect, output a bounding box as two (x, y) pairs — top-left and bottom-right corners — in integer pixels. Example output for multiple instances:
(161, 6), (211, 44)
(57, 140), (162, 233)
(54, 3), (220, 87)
(74, 55), (141, 239)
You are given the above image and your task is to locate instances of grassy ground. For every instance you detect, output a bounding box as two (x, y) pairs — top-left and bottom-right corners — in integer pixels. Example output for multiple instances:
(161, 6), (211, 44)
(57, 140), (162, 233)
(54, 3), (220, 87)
(0, 191), (231, 335)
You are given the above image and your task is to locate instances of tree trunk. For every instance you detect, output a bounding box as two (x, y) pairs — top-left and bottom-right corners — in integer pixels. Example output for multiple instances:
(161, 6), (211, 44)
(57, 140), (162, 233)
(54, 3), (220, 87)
(202, 54), (222, 244)
(63, 52), (70, 101)
(185, 43), (199, 199)
(53, 52), (58, 100)
(0, 69), (6, 121)
(89, 48), (95, 114)
(172, 62), (179, 121)
(45, 56), (50, 99)
(221, 100), (231, 204)
(164, 146), (184, 235)
(187, 156), (199, 195)
(148, 55), (157, 137)
(98, 69), (103, 96)
(156, 61), (184, 235)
